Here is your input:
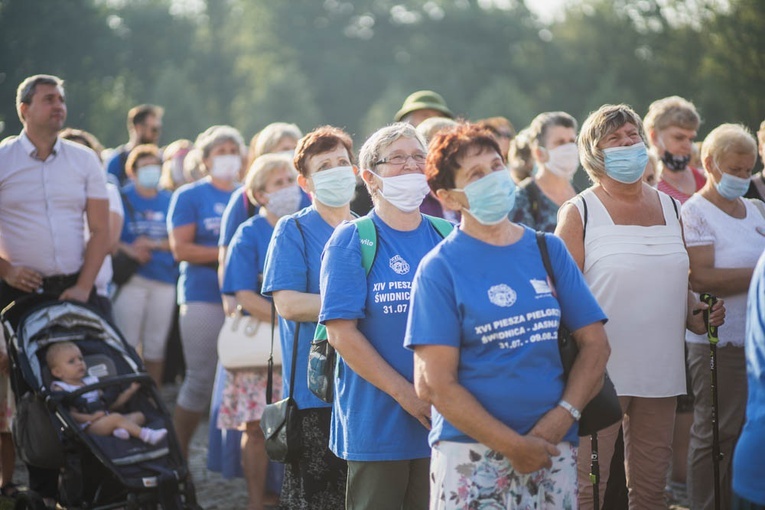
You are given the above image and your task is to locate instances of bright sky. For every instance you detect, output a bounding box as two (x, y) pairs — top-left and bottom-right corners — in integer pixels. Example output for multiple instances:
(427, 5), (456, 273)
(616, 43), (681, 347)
(525, 0), (569, 23)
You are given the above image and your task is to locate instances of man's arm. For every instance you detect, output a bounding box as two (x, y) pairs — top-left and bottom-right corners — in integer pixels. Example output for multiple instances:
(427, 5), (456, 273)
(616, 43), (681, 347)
(61, 197), (109, 302)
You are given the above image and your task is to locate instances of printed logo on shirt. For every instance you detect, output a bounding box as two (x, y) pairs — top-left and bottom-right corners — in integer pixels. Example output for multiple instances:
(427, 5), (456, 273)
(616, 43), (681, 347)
(214, 202), (226, 215)
(389, 255), (410, 275)
(529, 278), (551, 295)
(145, 210), (165, 222)
(488, 284), (517, 308)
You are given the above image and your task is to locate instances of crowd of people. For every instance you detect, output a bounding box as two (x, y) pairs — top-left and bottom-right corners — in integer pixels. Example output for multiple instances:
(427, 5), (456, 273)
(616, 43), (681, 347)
(1, 74), (764, 510)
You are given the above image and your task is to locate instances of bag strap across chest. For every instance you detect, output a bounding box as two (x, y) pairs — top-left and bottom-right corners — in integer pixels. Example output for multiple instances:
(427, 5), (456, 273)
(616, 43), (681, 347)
(353, 214), (454, 275)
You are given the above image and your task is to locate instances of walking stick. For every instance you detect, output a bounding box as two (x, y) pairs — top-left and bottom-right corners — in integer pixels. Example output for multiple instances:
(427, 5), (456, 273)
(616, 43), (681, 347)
(700, 293), (721, 510)
(589, 432), (600, 509)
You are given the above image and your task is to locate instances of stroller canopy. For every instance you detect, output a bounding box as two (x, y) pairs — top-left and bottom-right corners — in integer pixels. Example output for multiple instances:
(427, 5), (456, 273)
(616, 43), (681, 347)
(13, 301), (139, 387)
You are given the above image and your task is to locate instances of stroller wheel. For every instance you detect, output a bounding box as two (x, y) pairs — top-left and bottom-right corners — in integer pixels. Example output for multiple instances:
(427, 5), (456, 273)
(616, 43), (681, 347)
(13, 491), (48, 510)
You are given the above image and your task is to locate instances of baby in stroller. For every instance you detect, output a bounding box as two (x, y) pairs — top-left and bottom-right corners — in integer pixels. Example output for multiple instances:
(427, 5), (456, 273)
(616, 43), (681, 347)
(47, 341), (167, 445)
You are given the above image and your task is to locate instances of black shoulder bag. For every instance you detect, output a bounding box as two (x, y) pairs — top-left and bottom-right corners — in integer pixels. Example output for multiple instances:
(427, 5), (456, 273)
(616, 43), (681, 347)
(260, 218), (308, 462)
(535, 231), (621, 436)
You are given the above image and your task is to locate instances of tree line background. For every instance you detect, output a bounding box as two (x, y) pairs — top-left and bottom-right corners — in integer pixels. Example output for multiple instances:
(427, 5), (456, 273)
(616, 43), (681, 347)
(0, 0), (763, 149)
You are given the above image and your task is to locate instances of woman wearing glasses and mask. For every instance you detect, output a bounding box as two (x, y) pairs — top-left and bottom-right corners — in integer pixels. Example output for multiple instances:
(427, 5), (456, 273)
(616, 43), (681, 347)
(261, 126), (355, 509)
(319, 123), (450, 509)
(512, 111), (580, 232)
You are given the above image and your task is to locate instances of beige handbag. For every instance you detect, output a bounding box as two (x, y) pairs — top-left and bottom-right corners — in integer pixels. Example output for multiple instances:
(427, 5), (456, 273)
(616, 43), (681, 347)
(217, 305), (281, 369)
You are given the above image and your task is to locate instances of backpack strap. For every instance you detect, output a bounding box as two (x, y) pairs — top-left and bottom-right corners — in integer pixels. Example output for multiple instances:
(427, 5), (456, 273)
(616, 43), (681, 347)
(353, 214), (454, 276)
(353, 216), (378, 275)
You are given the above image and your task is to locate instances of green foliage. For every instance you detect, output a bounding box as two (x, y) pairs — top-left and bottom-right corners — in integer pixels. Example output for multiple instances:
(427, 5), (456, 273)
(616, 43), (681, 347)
(0, 0), (762, 148)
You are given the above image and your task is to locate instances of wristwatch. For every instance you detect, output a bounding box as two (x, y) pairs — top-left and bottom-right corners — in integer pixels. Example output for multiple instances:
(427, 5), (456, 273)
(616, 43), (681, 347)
(558, 400), (581, 421)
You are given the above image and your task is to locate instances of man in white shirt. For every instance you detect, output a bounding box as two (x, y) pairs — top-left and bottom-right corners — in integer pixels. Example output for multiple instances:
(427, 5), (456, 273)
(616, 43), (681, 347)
(0, 73), (109, 506)
(0, 74), (109, 309)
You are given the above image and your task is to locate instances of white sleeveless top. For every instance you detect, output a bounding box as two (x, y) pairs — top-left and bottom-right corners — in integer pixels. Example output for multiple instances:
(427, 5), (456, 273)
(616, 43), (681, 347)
(682, 196), (765, 347)
(572, 189), (689, 397)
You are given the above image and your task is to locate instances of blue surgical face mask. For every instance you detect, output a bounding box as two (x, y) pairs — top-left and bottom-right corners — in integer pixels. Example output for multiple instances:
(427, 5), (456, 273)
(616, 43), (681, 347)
(603, 142), (649, 184)
(714, 164), (751, 200)
(136, 164), (161, 189)
(454, 169), (516, 225)
(311, 165), (356, 207)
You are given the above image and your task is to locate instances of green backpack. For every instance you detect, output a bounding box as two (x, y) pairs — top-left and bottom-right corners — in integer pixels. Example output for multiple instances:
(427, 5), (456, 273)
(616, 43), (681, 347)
(308, 214), (454, 403)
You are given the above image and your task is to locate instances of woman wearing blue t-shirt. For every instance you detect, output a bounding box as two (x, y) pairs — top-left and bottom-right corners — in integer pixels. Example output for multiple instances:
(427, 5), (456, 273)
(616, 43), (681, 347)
(405, 124), (611, 509)
(261, 126), (356, 509)
(167, 125), (244, 458)
(319, 123), (443, 509)
(220, 153), (302, 510)
(113, 144), (178, 387)
(208, 123), (308, 483)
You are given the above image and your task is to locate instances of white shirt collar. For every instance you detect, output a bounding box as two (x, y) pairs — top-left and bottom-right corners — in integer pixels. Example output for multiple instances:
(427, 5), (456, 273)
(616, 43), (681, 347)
(19, 130), (62, 160)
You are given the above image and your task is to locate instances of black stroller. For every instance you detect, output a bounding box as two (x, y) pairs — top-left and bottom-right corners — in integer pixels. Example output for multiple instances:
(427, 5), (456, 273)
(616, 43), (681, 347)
(1, 295), (200, 510)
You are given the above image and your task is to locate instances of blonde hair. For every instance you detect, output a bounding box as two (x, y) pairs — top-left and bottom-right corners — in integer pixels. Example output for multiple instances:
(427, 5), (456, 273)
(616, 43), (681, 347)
(643, 96), (700, 139)
(701, 124), (757, 173)
(244, 153), (297, 206)
(252, 123), (302, 160)
(46, 341), (80, 370)
(578, 104), (646, 183)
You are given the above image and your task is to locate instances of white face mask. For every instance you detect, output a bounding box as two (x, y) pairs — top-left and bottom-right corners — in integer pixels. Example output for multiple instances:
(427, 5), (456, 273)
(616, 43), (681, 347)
(209, 154), (241, 181)
(311, 166), (357, 207)
(368, 170), (430, 213)
(264, 184), (302, 218)
(543, 142), (579, 179)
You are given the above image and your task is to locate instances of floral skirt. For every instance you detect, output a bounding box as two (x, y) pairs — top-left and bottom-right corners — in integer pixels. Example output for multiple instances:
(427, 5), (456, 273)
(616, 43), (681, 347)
(430, 440), (578, 510)
(216, 367), (282, 430)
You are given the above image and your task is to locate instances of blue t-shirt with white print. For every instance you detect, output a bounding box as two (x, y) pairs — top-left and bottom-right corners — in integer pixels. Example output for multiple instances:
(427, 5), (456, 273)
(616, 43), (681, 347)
(405, 227), (607, 447)
(221, 214), (273, 296)
(167, 179), (234, 304)
(119, 184), (178, 284)
(319, 211), (445, 461)
(219, 186), (312, 248)
(261, 206), (335, 410)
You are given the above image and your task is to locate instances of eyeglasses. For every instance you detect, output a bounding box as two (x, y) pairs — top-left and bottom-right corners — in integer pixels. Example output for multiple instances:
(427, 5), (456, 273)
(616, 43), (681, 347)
(374, 153), (426, 167)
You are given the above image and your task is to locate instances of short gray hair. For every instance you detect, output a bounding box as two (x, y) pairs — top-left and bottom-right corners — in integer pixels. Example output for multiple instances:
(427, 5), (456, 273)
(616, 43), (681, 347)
(196, 125), (245, 160)
(359, 122), (427, 171)
(416, 117), (458, 146)
(16, 74), (64, 121)
(528, 111), (577, 148)
(253, 122), (303, 159)
(578, 104), (646, 183)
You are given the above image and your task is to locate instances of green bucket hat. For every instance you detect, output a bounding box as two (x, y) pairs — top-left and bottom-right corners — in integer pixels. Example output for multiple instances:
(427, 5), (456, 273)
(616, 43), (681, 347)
(394, 90), (454, 122)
